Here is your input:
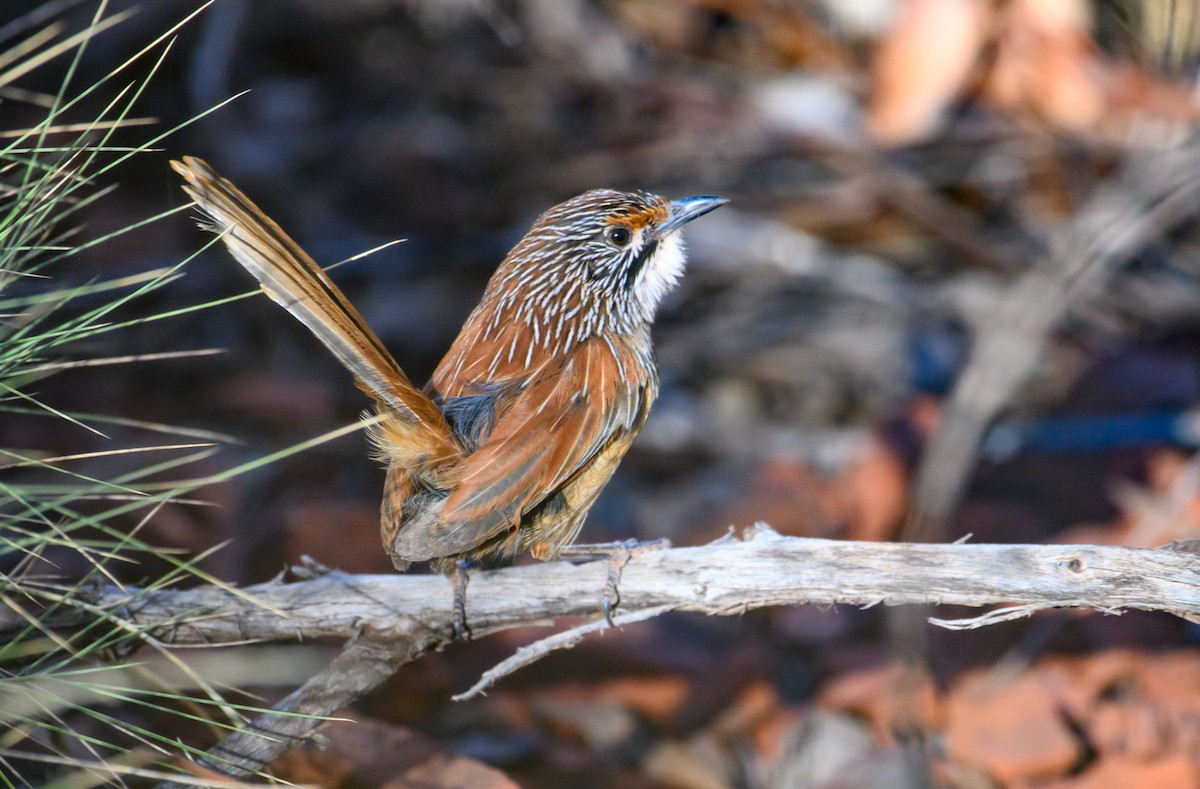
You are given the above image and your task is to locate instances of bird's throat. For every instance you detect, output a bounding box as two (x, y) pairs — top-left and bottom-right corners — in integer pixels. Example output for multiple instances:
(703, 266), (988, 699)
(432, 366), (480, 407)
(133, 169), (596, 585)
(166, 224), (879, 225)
(623, 239), (659, 291)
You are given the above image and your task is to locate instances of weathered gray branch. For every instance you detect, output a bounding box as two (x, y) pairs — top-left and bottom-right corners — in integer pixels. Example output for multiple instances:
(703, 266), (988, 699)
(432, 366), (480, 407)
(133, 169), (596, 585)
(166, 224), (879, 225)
(14, 524), (1200, 785)
(25, 525), (1200, 649)
(160, 631), (434, 786)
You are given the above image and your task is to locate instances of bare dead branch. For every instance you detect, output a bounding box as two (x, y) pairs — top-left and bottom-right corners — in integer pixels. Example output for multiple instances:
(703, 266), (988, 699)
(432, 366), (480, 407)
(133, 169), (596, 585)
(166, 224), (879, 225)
(10, 524), (1198, 784)
(159, 630), (438, 788)
(453, 604), (675, 701)
(11, 525), (1199, 651)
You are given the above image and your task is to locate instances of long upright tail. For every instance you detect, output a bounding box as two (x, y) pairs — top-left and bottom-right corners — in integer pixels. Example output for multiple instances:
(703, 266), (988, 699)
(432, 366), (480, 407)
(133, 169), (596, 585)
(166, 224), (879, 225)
(172, 156), (459, 465)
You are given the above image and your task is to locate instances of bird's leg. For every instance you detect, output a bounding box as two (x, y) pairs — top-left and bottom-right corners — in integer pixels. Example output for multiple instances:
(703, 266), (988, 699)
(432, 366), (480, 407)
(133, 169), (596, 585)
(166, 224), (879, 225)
(558, 538), (671, 626)
(450, 559), (473, 641)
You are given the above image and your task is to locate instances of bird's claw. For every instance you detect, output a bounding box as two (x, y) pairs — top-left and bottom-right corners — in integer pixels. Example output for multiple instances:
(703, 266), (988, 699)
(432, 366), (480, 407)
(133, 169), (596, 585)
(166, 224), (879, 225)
(562, 538), (670, 628)
(451, 559), (473, 642)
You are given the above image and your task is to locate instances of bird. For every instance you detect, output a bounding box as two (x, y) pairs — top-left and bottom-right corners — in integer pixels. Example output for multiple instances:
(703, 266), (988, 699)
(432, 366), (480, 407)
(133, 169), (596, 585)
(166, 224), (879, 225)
(172, 156), (725, 630)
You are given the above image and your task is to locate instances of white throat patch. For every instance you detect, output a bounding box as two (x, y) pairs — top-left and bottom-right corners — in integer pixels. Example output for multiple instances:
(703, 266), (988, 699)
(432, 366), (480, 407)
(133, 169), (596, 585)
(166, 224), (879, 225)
(632, 231), (687, 322)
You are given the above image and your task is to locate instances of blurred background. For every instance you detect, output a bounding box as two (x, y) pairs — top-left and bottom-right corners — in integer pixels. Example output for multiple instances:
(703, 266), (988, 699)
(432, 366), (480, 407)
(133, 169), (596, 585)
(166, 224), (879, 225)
(10, 0), (1200, 786)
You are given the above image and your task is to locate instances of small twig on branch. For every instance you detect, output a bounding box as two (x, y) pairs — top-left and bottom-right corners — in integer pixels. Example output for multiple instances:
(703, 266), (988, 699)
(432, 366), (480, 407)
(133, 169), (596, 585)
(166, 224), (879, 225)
(930, 603), (1060, 630)
(453, 604), (675, 701)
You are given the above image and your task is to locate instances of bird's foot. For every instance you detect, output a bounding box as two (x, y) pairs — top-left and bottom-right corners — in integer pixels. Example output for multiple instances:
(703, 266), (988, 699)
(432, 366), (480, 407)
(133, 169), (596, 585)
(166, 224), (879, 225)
(559, 538), (671, 626)
(450, 559), (473, 642)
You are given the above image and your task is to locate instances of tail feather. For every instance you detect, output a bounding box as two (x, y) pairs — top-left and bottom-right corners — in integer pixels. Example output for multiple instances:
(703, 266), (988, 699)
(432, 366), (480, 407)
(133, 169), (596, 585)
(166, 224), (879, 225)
(172, 156), (459, 464)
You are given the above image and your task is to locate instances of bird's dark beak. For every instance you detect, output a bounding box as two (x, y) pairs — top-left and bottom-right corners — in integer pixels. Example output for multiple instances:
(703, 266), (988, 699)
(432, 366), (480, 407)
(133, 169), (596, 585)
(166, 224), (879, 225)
(657, 195), (728, 237)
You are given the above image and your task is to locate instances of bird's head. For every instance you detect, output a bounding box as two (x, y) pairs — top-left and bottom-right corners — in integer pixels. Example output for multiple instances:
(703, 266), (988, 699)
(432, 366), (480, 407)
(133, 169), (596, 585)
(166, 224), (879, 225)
(488, 189), (726, 339)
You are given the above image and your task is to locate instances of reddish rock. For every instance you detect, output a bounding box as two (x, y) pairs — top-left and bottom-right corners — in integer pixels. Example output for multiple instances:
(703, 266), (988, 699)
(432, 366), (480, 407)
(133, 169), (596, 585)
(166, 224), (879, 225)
(1053, 521), (1133, 548)
(720, 457), (842, 540)
(640, 683), (780, 789)
(1136, 651), (1200, 759)
(944, 668), (1082, 784)
(751, 705), (805, 763)
(533, 693), (638, 750)
(1075, 649), (1140, 694)
(839, 436), (908, 543)
(711, 680), (781, 737)
(819, 663), (944, 742)
(1041, 754), (1200, 788)
(1137, 651), (1200, 714)
(382, 755), (519, 789)
(725, 435), (909, 545)
(597, 675), (691, 727)
(272, 713), (518, 789)
(1033, 658), (1103, 721)
(1088, 699), (1168, 761)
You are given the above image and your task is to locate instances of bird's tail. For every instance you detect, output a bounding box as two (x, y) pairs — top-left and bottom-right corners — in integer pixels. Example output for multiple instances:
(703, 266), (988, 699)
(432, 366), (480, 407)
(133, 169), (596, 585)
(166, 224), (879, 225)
(172, 156), (460, 467)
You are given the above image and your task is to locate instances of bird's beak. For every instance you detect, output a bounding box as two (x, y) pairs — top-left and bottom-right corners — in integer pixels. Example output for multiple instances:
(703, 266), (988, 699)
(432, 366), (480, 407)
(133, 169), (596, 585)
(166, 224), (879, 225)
(656, 195), (728, 237)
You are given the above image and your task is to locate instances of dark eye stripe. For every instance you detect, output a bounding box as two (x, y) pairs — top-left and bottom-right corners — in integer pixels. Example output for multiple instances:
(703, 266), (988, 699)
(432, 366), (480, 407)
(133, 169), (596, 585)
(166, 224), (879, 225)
(623, 239), (658, 290)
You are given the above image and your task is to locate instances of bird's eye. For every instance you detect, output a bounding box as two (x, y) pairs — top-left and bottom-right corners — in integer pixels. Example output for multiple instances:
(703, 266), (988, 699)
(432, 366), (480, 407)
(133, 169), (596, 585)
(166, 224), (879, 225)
(607, 226), (632, 247)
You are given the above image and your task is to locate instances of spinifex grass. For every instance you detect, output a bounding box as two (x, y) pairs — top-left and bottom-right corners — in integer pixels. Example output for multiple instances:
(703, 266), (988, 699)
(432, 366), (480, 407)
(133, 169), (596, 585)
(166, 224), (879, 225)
(0, 3), (350, 786)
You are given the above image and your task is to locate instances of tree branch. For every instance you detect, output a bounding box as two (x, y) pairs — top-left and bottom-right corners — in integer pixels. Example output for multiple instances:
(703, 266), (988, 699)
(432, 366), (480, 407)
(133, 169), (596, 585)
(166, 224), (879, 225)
(16, 525), (1200, 650)
(13, 525), (1200, 783)
(159, 630), (437, 787)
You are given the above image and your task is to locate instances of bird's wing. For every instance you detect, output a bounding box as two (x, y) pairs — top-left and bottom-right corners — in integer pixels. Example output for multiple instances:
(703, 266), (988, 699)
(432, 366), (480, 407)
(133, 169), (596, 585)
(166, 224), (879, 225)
(172, 157), (459, 464)
(390, 337), (649, 560)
